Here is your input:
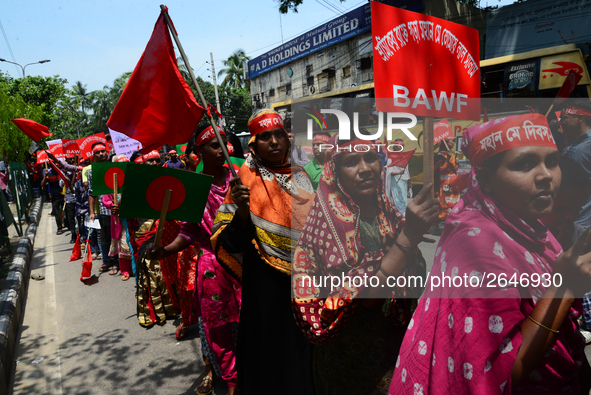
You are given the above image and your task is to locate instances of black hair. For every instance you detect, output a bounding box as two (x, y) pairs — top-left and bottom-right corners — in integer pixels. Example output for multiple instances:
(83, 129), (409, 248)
(129, 151), (143, 162)
(562, 98), (591, 126)
(185, 134), (197, 156)
(226, 132), (245, 159)
(91, 141), (107, 150)
(480, 150), (508, 174)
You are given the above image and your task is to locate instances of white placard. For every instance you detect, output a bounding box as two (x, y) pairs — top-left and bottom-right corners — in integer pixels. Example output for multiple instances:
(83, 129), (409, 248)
(109, 128), (143, 159)
(84, 216), (101, 230)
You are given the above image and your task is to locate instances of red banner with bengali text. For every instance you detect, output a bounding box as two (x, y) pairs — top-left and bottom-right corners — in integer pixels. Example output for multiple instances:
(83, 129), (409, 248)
(77, 133), (108, 160)
(372, 2), (480, 120)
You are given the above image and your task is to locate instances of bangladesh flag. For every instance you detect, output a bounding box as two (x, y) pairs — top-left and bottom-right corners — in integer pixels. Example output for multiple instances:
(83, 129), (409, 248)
(118, 164), (212, 224)
(176, 143), (188, 154)
(91, 162), (128, 196)
(195, 156), (245, 173)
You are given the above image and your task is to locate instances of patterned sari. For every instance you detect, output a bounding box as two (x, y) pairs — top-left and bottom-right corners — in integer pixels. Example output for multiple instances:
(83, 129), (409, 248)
(292, 147), (420, 394)
(391, 169), (585, 394)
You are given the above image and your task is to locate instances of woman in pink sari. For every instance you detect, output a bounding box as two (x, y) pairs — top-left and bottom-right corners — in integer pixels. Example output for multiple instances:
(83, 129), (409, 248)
(150, 125), (240, 395)
(391, 114), (591, 394)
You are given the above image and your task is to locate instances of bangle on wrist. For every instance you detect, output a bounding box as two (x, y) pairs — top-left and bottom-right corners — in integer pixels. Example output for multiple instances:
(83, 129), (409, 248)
(527, 315), (559, 334)
(393, 239), (417, 252)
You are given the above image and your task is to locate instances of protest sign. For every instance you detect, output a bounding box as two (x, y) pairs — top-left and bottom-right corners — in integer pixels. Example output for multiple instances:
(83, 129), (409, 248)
(372, 2), (480, 120)
(77, 133), (108, 160)
(433, 119), (453, 144)
(109, 129), (143, 159)
(62, 139), (81, 156)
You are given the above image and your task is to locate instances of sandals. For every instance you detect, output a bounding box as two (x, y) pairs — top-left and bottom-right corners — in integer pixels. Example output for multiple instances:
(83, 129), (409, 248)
(196, 375), (214, 395)
(99, 263), (109, 272)
(175, 323), (189, 340)
(109, 266), (119, 275)
(121, 273), (130, 281)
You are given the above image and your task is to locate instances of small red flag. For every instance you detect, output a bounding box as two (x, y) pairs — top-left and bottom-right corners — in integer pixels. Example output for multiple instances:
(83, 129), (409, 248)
(386, 148), (416, 169)
(107, 10), (205, 150)
(433, 119), (453, 144)
(553, 71), (583, 107)
(80, 241), (93, 281)
(70, 234), (81, 261)
(11, 119), (52, 142)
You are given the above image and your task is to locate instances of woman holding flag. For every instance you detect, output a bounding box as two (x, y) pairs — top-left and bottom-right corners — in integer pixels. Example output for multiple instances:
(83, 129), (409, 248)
(150, 124), (241, 395)
(211, 109), (315, 394)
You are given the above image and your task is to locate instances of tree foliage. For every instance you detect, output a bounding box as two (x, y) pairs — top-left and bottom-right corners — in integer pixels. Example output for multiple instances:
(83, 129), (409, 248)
(0, 78), (45, 162)
(217, 49), (250, 90)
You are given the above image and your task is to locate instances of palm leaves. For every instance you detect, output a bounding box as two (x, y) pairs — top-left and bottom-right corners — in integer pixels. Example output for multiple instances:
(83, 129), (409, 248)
(217, 49), (250, 90)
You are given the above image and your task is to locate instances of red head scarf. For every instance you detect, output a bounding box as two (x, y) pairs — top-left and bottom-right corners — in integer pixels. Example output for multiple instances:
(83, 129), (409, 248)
(196, 125), (226, 146)
(461, 114), (557, 167)
(247, 110), (284, 137)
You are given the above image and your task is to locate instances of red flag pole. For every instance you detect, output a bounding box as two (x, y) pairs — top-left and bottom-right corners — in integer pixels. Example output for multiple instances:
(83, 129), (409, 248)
(159, 5), (238, 179)
(423, 117), (435, 199)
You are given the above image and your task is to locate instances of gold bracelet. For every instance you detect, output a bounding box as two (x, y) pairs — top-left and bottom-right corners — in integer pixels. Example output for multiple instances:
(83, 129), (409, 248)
(393, 240), (417, 252)
(528, 315), (559, 334)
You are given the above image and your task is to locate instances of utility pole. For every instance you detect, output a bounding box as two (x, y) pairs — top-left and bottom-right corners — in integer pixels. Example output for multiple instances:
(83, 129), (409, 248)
(210, 52), (223, 127)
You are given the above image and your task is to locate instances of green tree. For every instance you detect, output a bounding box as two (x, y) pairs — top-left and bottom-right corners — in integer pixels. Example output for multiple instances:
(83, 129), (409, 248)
(0, 79), (45, 162)
(217, 49), (250, 90)
(2, 74), (68, 132)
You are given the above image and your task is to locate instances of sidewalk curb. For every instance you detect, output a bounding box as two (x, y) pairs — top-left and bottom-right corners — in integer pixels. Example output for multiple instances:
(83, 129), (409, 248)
(0, 198), (42, 394)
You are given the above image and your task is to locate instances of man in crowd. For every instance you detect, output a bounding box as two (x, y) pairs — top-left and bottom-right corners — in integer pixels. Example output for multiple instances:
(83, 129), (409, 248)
(285, 118), (310, 167)
(560, 99), (591, 343)
(88, 142), (118, 273)
(41, 164), (65, 234)
(60, 154), (78, 243)
(304, 132), (331, 191)
(164, 149), (185, 169)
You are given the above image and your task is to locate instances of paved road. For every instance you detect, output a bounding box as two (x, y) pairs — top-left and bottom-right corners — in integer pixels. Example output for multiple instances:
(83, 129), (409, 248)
(9, 203), (224, 395)
(8, 204), (590, 394)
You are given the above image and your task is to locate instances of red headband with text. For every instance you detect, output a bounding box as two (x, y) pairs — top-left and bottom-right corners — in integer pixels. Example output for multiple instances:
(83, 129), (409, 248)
(248, 112), (284, 137)
(196, 125), (226, 146)
(563, 106), (591, 117)
(92, 143), (107, 154)
(313, 134), (331, 144)
(143, 150), (161, 161)
(462, 114), (557, 167)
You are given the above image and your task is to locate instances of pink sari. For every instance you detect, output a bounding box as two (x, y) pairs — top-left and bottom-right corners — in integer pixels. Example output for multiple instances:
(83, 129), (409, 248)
(390, 169), (585, 395)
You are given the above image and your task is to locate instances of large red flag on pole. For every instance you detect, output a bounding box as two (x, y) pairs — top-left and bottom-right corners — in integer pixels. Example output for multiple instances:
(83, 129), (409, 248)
(107, 11), (205, 151)
(11, 119), (52, 142)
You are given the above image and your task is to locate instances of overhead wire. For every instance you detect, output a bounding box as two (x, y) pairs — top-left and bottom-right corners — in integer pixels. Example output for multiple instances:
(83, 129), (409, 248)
(0, 18), (19, 76)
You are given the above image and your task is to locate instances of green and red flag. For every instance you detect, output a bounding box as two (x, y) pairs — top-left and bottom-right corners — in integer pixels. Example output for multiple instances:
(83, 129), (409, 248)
(195, 156), (244, 173)
(90, 162), (128, 196)
(118, 164), (212, 223)
(176, 143), (188, 154)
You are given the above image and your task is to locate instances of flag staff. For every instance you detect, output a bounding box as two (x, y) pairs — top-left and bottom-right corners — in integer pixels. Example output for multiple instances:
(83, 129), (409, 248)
(423, 117), (435, 199)
(159, 5), (238, 179)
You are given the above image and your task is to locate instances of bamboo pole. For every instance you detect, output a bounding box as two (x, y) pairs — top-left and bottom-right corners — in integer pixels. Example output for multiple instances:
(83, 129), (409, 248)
(160, 5), (237, 179)
(113, 172), (119, 225)
(423, 117), (435, 199)
(152, 189), (172, 248)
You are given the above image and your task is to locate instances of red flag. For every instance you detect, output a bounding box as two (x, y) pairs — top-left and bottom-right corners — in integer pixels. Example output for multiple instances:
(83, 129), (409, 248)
(433, 119), (453, 144)
(80, 241), (93, 281)
(553, 71), (583, 107)
(11, 119), (52, 142)
(386, 148), (416, 169)
(46, 154), (72, 190)
(70, 234), (81, 261)
(107, 10), (205, 150)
